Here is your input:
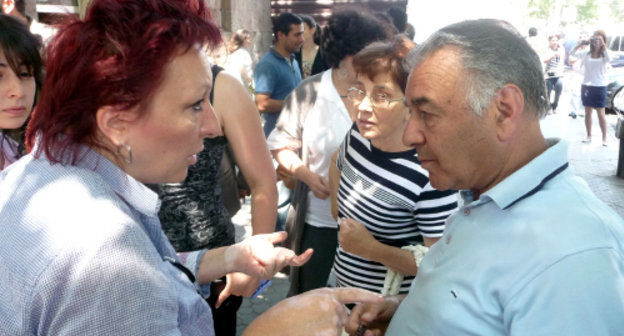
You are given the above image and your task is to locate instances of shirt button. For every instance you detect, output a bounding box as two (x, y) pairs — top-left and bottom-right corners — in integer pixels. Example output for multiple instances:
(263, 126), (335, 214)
(462, 208), (471, 216)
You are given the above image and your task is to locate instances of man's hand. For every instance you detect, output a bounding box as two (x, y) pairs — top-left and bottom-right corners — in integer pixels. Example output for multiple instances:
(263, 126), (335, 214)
(216, 272), (261, 308)
(225, 231), (313, 280)
(345, 296), (403, 336)
(339, 218), (377, 259)
(243, 288), (384, 336)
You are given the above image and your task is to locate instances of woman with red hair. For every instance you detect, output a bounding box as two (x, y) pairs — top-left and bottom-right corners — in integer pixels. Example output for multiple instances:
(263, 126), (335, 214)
(0, 0), (384, 334)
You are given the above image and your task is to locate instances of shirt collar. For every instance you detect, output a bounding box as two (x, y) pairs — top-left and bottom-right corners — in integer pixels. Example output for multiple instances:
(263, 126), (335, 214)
(33, 139), (161, 218)
(269, 46), (295, 63)
(319, 69), (344, 104)
(462, 138), (569, 210)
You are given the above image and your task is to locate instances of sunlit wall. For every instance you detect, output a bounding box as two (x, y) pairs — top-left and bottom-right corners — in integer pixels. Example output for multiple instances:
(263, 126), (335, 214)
(407, 0), (529, 42)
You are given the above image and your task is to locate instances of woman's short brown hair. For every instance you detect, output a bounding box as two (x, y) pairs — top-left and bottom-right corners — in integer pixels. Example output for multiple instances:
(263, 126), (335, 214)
(352, 36), (416, 93)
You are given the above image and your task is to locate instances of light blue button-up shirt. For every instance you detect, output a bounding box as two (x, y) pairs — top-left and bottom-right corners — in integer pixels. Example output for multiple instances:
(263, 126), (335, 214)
(387, 139), (624, 335)
(0, 145), (214, 335)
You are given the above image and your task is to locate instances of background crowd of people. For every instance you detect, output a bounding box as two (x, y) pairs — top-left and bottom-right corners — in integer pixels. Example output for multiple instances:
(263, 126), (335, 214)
(1, 1), (624, 335)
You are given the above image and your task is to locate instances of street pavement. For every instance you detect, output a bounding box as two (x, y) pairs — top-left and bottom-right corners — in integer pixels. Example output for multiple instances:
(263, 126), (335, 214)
(231, 94), (624, 335)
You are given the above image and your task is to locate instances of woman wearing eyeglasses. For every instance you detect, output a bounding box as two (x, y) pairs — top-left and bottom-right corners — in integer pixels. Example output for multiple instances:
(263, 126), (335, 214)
(329, 37), (458, 296)
(267, 10), (392, 296)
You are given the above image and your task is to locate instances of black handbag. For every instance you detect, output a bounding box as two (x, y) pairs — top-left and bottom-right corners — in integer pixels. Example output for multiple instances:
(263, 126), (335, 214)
(219, 143), (249, 217)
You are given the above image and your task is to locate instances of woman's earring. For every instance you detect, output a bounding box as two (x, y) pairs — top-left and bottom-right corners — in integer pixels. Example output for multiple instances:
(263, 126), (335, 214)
(116, 143), (133, 164)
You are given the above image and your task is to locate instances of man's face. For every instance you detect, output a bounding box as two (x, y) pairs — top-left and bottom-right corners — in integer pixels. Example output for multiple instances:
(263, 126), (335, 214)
(279, 23), (304, 54)
(549, 36), (559, 49)
(402, 47), (499, 192)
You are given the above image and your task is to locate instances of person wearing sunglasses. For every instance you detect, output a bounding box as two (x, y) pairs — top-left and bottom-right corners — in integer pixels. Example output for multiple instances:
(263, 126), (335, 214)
(329, 37), (458, 298)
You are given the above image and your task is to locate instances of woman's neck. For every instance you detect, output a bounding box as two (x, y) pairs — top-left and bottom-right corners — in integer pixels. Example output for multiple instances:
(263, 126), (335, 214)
(331, 67), (351, 97)
(331, 66), (358, 121)
(301, 42), (318, 61)
(370, 128), (411, 153)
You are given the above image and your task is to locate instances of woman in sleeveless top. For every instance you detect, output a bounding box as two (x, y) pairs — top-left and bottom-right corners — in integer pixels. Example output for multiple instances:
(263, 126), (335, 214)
(152, 64), (277, 336)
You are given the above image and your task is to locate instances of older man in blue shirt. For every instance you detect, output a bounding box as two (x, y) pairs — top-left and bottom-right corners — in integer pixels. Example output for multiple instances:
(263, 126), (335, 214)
(347, 19), (624, 336)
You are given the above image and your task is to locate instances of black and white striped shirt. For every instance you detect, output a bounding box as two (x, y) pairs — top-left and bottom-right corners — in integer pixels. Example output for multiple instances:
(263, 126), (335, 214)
(333, 124), (458, 294)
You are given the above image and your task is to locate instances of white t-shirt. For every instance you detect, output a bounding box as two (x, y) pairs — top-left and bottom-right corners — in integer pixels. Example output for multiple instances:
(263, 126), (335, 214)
(224, 48), (253, 87)
(267, 69), (352, 229)
(581, 51), (611, 86)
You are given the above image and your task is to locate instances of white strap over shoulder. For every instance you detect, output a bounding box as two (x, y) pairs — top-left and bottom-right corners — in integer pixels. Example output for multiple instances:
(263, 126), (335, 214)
(381, 244), (429, 296)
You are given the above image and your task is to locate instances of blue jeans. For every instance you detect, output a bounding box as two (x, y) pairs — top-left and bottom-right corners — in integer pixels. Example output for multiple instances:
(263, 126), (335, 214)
(546, 77), (563, 111)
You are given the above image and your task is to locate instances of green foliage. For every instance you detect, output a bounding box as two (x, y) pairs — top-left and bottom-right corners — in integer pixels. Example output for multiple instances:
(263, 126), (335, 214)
(609, 0), (624, 23)
(528, 0), (555, 19)
(576, 0), (599, 25)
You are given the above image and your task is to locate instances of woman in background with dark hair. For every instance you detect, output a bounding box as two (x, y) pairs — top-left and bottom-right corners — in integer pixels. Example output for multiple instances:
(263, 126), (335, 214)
(295, 14), (319, 79)
(0, 0), (391, 334)
(310, 21), (329, 76)
(268, 10), (393, 296)
(0, 13), (42, 171)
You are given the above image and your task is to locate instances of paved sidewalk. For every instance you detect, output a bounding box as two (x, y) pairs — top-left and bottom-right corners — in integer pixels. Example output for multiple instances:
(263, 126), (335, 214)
(540, 110), (624, 218)
(231, 104), (624, 335)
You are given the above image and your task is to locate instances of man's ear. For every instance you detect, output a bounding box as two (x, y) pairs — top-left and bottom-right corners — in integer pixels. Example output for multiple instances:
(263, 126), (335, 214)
(494, 84), (524, 141)
(95, 105), (132, 147)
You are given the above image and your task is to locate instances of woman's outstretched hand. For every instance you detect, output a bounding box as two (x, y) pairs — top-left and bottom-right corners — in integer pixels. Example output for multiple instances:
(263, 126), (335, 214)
(226, 231), (313, 279)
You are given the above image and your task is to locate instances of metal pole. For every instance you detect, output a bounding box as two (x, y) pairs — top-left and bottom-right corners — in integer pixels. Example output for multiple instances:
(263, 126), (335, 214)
(618, 138), (624, 178)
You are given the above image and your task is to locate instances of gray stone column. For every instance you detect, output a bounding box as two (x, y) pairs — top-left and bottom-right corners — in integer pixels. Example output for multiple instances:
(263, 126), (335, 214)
(78, 0), (90, 19)
(219, 0), (271, 63)
(25, 0), (36, 20)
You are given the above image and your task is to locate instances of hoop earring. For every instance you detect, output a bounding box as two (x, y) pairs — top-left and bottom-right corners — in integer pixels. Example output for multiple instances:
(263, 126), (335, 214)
(116, 143), (133, 164)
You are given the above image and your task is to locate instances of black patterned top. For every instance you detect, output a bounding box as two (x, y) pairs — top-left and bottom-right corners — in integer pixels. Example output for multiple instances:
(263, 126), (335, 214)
(150, 136), (234, 252)
(149, 65), (235, 252)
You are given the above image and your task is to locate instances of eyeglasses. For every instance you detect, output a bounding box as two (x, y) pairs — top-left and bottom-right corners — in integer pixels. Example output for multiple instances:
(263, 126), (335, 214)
(346, 87), (405, 108)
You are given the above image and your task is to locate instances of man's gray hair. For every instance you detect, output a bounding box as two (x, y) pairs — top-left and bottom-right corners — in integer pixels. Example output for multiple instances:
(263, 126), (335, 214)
(406, 19), (549, 118)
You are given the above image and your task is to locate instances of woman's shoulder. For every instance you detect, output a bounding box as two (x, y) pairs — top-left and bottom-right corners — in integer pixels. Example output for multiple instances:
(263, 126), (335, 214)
(10, 157), (141, 224)
(228, 48), (251, 61)
(283, 72), (324, 108)
(1, 134), (21, 169)
(297, 71), (324, 89)
(1, 157), (154, 258)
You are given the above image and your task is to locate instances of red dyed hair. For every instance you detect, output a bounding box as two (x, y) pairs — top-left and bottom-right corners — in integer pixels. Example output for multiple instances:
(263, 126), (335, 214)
(26, 0), (222, 163)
